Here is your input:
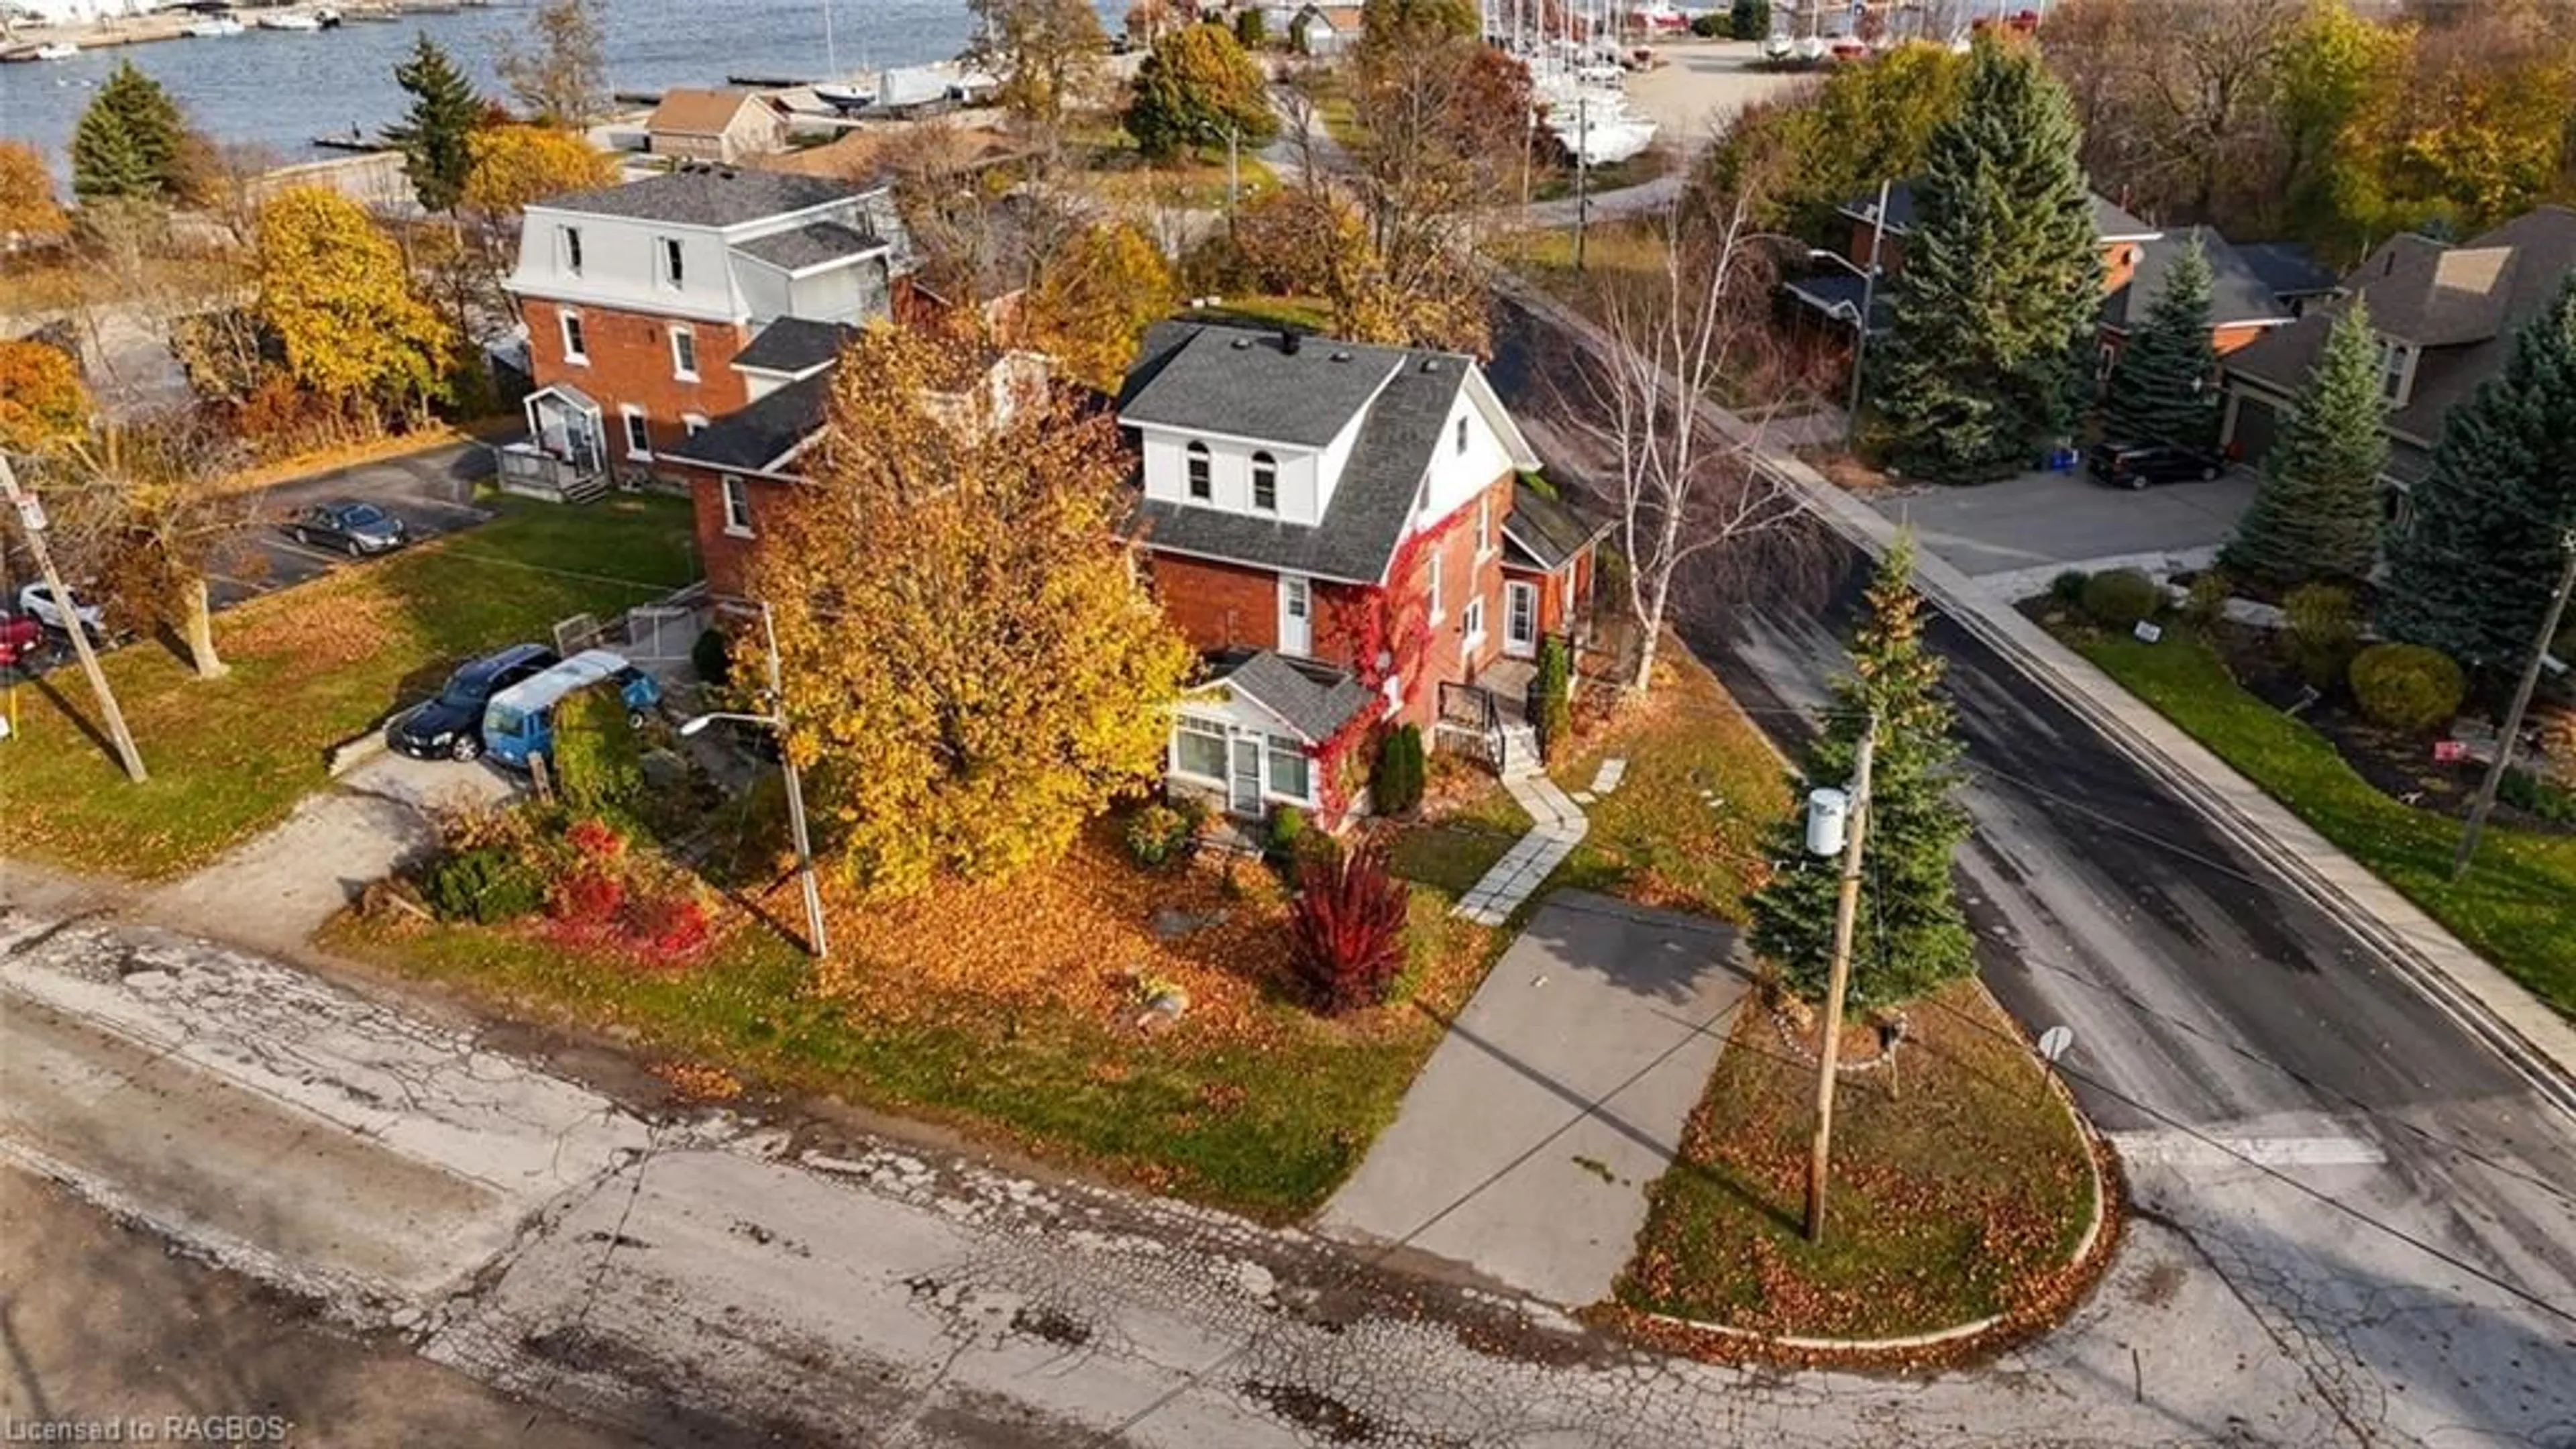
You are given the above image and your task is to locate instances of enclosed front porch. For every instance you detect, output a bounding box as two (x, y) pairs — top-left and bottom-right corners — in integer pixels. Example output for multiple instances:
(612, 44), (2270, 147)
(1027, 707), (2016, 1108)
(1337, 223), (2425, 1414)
(1165, 648), (1375, 825)
(496, 384), (612, 503)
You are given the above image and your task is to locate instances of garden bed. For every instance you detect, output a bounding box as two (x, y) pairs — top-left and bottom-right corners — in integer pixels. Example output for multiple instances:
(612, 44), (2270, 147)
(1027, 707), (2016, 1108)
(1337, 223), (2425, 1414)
(327, 818), (1509, 1220)
(1614, 979), (2104, 1346)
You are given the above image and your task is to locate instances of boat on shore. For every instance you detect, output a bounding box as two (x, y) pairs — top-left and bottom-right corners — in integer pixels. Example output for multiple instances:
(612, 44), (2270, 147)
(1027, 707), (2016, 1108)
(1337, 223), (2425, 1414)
(258, 10), (324, 30)
(32, 40), (80, 60)
(185, 15), (246, 36)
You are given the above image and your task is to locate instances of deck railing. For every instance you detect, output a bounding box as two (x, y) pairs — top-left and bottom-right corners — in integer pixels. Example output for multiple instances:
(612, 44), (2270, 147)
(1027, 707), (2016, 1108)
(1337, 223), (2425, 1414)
(494, 443), (608, 503)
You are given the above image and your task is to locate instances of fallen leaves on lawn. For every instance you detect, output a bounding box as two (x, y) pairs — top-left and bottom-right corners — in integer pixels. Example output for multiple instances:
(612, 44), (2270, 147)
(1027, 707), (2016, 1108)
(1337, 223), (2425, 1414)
(220, 568), (410, 673)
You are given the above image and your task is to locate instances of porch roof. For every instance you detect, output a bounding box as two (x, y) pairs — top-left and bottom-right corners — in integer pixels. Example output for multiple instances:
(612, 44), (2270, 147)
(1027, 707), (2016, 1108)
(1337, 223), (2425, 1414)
(527, 380), (600, 415)
(1500, 479), (1605, 573)
(1196, 647), (1375, 744)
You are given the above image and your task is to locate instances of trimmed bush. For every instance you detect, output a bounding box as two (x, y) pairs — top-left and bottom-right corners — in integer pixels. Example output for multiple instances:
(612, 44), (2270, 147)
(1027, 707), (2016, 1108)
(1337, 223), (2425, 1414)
(1287, 837), (1411, 1016)
(1536, 635), (1573, 763)
(1267, 803), (1308, 857)
(2080, 568), (2160, 630)
(1125, 801), (1193, 867)
(2283, 582), (2361, 690)
(2181, 570), (2233, 631)
(2348, 643), (2465, 735)
(2049, 568), (2092, 606)
(424, 845), (543, 924)
(1374, 724), (1426, 816)
(692, 627), (733, 686)
(554, 686), (646, 819)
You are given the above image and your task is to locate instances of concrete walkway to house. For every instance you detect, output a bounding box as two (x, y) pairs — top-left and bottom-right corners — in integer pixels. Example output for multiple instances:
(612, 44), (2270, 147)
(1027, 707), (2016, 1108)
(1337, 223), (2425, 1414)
(1454, 770), (1590, 927)
(1318, 892), (1752, 1307)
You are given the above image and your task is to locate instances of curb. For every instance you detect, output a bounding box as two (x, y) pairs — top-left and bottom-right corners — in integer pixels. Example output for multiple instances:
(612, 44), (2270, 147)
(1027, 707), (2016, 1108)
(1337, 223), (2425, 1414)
(1499, 279), (2576, 1120)
(1635, 981), (2114, 1357)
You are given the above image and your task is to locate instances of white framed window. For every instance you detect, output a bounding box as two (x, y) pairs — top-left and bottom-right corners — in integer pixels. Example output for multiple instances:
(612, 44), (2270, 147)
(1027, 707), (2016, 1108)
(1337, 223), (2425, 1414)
(659, 235), (686, 289)
(559, 309), (588, 364)
(1454, 414), (1468, 454)
(2376, 337), (2413, 405)
(1185, 440), (1212, 500)
(1173, 716), (1228, 780)
(721, 474), (753, 536)
(1475, 494), (1493, 559)
(1251, 450), (1277, 513)
(1266, 735), (1312, 802)
(559, 225), (584, 276)
(1426, 549), (1444, 624)
(621, 405), (651, 460)
(1462, 594), (1485, 645)
(671, 327), (698, 380)
(1279, 573), (1311, 655)
(683, 413), (708, 437)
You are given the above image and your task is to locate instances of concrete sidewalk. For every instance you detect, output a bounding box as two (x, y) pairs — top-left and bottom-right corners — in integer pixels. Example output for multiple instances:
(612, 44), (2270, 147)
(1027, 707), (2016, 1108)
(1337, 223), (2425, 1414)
(1320, 892), (1751, 1306)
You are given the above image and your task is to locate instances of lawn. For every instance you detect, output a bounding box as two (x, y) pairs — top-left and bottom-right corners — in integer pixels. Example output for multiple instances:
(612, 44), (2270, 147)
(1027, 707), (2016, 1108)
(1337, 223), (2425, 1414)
(1619, 979), (2100, 1340)
(3, 494), (698, 879)
(326, 822), (1507, 1220)
(2072, 627), (2576, 1019)
(1546, 648), (1792, 922)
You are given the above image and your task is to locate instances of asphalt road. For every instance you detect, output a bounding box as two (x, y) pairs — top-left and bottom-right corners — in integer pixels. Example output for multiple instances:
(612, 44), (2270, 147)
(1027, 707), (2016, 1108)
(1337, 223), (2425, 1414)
(1488, 302), (2576, 1444)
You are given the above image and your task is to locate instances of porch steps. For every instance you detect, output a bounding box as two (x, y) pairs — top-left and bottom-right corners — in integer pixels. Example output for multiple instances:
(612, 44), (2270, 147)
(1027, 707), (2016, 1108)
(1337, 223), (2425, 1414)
(558, 475), (612, 504)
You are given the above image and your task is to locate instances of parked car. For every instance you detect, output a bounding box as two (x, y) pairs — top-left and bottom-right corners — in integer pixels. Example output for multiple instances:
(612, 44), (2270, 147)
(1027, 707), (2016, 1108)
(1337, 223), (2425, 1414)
(286, 500), (411, 556)
(1, 609), (51, 674)
(481, 649), (663, 772)
(2087, 440), (2226, 489)
(388, 643), (559, 762)
(15, 580), (105, 639)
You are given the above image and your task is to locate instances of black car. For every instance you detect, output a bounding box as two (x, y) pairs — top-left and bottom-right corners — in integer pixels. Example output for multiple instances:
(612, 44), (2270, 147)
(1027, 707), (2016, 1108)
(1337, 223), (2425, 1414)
(388, 643), (559, 761)
(2087, 440), (2226, 489)
(287, 500), (411, 556)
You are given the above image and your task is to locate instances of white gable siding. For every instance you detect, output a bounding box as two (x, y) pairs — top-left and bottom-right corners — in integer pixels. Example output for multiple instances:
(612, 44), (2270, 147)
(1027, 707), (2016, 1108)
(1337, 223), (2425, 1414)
(511, 211), (745, 322)
(1411, 386), (1515, 533)
(1138, 425), (1326, 524)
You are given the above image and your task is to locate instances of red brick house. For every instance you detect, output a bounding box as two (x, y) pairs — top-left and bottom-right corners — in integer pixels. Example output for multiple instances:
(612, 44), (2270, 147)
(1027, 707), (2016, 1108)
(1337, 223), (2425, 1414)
(497, 166), (916, 500)
(1114, 321), (1605, 818)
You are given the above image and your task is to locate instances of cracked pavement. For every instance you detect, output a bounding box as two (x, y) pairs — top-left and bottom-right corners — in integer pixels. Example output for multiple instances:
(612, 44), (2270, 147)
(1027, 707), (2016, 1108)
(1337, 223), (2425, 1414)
(3, 896), (2569, 1447)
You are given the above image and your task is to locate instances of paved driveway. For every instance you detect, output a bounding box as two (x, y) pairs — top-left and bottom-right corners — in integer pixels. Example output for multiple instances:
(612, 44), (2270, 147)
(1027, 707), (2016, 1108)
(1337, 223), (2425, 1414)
(1318, 891), (1750, 1307)
(1870, 466), (2257, 598)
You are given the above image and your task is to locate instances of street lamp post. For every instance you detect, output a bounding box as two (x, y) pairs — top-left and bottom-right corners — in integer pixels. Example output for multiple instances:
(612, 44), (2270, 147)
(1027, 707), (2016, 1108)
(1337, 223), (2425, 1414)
(678, 604), (827, 960)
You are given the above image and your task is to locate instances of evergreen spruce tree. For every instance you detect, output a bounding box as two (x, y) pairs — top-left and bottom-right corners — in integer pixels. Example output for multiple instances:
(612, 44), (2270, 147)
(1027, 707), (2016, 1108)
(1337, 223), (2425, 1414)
(2222, 301), (2390, 587)
(2379, 276), (2576, 671)
(1746, 534), (1976, 1010)
(1873, 35), (2102, 484)
(71, 62), (186, 204)
(386, 34), (483, 215)
(2103, 229), (2220, 450)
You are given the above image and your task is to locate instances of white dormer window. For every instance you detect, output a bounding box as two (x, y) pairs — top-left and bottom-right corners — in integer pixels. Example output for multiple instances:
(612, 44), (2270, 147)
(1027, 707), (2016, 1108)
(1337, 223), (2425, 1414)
(1426, 550), (1445, 625)
(1186, 441), (1212, 501)
(559, 309), (587, 365)
(671, 326), (698, 380)
(659, 235), (686, 290)
(2376, 337), (2414, 406)
(1455, 415), (1469, 455)
(1475, 494), (1493, 559)
(1252, 451), (1277, 513)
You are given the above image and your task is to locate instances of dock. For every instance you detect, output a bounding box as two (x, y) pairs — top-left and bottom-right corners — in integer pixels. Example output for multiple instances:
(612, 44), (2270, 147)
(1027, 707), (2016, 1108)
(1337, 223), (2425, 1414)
(313, 132), (395, 153)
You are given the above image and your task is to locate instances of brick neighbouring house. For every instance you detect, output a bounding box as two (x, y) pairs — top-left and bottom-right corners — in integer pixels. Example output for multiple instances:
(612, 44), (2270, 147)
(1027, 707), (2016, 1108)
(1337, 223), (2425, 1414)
(496, 164), (918, 501)
(2219, 204), (2576, 517)
(1114, 320), (1607, 821)
(1784, 181), (2335, 392)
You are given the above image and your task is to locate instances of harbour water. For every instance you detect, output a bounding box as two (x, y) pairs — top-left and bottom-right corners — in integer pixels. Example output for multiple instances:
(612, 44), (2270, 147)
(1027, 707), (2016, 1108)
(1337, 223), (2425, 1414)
(0, 1), (1122, 168)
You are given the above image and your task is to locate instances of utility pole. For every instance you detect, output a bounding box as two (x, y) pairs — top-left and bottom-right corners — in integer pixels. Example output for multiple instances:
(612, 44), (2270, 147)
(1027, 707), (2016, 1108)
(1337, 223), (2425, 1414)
(762, 602), (828, 960)
(0, 453), (146, 782)
(1226, 121), (1240, 224)
(1844, 176), (1890, 449)
(1573, 93), (1590, 274)
(1805, 715), (1876, 1244)
(2453, 528), (2576, 880)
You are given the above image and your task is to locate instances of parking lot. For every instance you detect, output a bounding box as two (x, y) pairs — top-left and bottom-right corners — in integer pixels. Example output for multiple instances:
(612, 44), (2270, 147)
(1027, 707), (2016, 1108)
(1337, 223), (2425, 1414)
(1868, 464), (2258, 600)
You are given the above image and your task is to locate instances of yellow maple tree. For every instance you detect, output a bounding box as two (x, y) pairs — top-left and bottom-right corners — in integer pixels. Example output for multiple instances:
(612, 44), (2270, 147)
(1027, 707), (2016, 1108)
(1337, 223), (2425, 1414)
(462, 123), (616, 215)
(0, 140), (67, 241)
(0, 339), (89, 454)
(1028, 220), (1177, 393)
(747, 324), (1194, 898)
(252, 186), (451, 419)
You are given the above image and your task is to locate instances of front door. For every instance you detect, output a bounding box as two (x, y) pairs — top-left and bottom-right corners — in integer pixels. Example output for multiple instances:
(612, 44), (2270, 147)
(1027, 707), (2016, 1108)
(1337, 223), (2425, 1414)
(1228, 737), (1263, 816)
(1504, 580), (1538, 657)
(1278, 574), (1311, 657)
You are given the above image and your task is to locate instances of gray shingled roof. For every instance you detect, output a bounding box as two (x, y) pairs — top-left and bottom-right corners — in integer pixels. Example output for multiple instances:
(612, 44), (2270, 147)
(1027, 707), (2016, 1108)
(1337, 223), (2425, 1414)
(2102, 226), (2295, 332)
(1838, 180), (2157, 241)
(1120, 326), (1413, 447)
(1501, 480), (1603, 573)
(660, 374), (830, 472)
(735, 219), (884, 272)
(1204, 647), (1376, 743)
(2224, 205), (2576, 445)
(539, 168), (866, 228)
(1130, 328), (1471, 584)
(2235, 241), (2340, 301)
(733, 317), (858, 375)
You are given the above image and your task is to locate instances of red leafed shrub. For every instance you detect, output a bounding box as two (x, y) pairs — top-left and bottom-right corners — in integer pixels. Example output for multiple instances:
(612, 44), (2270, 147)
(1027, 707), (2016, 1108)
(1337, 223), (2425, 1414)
(637, 895), (714, 962)
(1287, 837), (1411, 1016)
(565, 817), (627, 861)
(549, 868), (626, 927)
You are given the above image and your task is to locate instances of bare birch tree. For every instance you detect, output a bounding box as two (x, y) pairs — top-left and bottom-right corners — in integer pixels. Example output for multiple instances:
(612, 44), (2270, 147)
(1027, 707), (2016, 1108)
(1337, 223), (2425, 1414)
(1556, 195), (1807, 694)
